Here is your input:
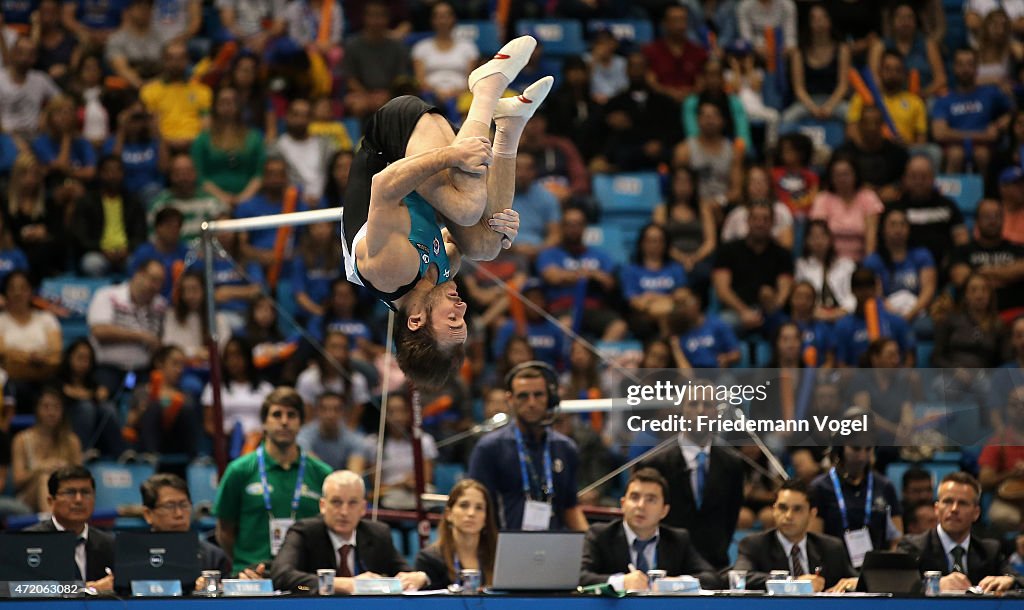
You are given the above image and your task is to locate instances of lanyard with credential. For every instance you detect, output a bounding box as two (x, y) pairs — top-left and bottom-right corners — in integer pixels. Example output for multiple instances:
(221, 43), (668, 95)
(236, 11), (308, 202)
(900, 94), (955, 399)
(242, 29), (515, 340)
(257, 446), (307, 520)
(512, 425), (553, 501)
(829, 467), (873, 531)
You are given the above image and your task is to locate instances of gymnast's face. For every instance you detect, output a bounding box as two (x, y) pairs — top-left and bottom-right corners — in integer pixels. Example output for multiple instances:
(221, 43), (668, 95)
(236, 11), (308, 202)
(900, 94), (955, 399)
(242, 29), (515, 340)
(428, 283), (468, 346)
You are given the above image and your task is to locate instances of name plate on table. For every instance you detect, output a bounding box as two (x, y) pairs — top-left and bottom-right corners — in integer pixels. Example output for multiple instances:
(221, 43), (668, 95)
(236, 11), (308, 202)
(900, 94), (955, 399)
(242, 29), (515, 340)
(131, 580), (183, 597)
(653, 577), (700, 594)
(767, 579), (814, 596)
(354, 578), (403, 594)
(223, 579), (274, 596)
(8, 581), (83, 598)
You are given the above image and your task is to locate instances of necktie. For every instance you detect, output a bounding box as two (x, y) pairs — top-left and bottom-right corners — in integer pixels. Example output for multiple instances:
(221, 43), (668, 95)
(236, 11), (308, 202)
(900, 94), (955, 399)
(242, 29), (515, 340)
(632, 537), (656, 573)
(338, 544), (353, 577)
(951, 546), (966, 574)
(695, 451), (707, 509)
(790, 544), (805, 578)
(75, 537), (86, 581)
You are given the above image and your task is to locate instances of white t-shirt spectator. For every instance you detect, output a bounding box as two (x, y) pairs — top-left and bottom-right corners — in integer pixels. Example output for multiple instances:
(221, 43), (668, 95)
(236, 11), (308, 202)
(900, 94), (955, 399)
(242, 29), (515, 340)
(965, 0), (1024, 21)
(0, 69), (60, 135)
(720, 202), (794, 243)
(201, 380), (275, 435)
(216, 0), (286, 38)
(161, 310), (232, 360)
(282, 0), (344, 46)
(269, 134), (334, 201)
(0, 310), (60, 354)
(87, 283), (167, 371)
(152, 0), (193, 43)
(411, 37), (479, 93)
(737, 0), (797, 51)
(295, 365), (371, 409)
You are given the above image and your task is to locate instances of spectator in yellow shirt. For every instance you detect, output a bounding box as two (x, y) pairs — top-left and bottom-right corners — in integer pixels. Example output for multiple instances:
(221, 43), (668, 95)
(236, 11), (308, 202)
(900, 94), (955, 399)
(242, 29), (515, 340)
(140, 41), (212, 153)
(847, 50), (928, 146)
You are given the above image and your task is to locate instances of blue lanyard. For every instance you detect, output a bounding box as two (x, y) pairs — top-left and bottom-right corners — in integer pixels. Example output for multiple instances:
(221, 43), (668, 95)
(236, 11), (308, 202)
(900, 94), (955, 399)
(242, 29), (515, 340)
(512, 425), (553, 501)
(257, 446), (307, 520)
(829, 467), (873, 531)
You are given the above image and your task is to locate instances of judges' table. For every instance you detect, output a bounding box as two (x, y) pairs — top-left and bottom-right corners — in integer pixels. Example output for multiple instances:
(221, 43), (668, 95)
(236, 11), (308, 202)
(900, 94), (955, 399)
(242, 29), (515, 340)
(6, 595), (1019, 609)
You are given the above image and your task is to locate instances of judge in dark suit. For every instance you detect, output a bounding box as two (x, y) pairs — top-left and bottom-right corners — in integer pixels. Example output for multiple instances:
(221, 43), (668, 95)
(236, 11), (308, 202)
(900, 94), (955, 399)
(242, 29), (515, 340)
(580, 468), (721, 591)
(270, 470), (429, 594)
(637, 382), (745, 569)
(733, 478), (856, 592)
(414, 478), (498, 590)
(25, 466), (115, 590)
(898, 472), (1021, 594)
(139, 473), (232, 588)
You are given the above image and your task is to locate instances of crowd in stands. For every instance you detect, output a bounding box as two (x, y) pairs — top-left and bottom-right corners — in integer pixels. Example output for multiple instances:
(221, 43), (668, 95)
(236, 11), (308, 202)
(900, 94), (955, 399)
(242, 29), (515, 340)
(0, 0), (1022, 592)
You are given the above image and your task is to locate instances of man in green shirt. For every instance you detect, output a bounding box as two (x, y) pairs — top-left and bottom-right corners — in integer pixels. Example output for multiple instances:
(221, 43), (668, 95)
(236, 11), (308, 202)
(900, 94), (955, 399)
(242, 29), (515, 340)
(213, 386), (332, 576)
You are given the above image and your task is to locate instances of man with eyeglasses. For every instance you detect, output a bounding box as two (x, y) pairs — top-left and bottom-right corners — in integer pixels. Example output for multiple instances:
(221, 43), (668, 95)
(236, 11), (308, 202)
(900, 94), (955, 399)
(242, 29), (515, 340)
(271, 470), (426, 593)
(733, 478), (855, 592)
(637, 378), (744, 569)
(25, 465), (115, 590)
(213, 387), (332, 577)
(140, 473), (231, 583)
(898, 472), (1022, 593)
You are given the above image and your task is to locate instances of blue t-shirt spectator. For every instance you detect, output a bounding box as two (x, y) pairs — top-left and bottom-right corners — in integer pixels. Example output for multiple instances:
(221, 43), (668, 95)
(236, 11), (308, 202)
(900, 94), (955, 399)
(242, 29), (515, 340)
(536, 245), (617, 309)
(129, 241), (189, 298)
(65, 0), (126, 30)
(32, 134), (96, 174)
(290, 255), (342, 312)
(190, 257), (264, 314)
(104, 139), (162, 198)
(306, 316), (375, 345)
(794, 318), (833, 366)
(493, 318), (566, 367)
(621, 262), (688, 300)
(234, 195), (304, 250)
(933, 85), (1012, 132)
(863, 248), (935, 297)
(677, 314), (740, 368)
(0, 133), (18, 176)
(2, 0), (36, 26)
(832, 299), (917, 366)
(0, 247), (29, 285)
(512, 183), (560, 246)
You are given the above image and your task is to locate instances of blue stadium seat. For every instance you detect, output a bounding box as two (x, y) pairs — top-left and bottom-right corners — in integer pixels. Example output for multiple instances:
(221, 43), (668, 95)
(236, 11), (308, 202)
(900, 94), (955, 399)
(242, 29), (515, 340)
(403, 31), (433, 48)
(595, 340), (643, 361)
(887, 462), (911, 501)
(515, 20), (586, 57)
(89, 462), (156, 513)
(754, 340), (772, 367)
(455, 20), (501, 55)
(187, 459), (220, 510)
(586, 19), (655, 46)
(593, 172), (663, 214)
(40, 275), (114, 321)
(433, 462), (465, 495)
(916, 341), (934, 368)
(780, 119), (846, 152)
(342, 117), (362, 144)
(935, 174), (983, 217)
(584, 224), (629, 267)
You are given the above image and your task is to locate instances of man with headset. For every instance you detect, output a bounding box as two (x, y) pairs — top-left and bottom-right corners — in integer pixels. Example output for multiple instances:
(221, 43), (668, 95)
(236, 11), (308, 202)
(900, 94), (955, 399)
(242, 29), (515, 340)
(468, 361), (588, 531)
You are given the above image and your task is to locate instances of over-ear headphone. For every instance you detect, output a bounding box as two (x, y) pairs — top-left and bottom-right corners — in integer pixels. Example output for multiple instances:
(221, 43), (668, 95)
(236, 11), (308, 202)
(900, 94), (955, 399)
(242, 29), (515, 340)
(504, 360), (560, 411)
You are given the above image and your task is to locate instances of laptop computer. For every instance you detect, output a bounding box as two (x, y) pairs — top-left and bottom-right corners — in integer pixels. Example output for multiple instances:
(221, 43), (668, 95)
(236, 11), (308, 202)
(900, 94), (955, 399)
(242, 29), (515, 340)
(0, 532), (79, 582)
(857, 551), (922, 594)
(113, 532), (200, 592)
(490, 531), (585, 592)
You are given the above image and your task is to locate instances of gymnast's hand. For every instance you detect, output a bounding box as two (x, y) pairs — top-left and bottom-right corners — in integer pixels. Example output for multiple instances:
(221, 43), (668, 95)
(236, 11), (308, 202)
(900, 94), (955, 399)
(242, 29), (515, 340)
(488, 208), (519, 248)
(448, 137), (493, 174)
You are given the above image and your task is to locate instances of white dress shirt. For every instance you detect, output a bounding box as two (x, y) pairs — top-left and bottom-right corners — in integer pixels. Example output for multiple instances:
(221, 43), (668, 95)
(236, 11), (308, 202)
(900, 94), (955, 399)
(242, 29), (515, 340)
(327, 528), (358, 576)
(608, 522), (660, 591)
(52, 517), (89, 581)
(936, 525), (971, 575)
(776, 530), (809, 576)
(678, 436), (712, 503)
